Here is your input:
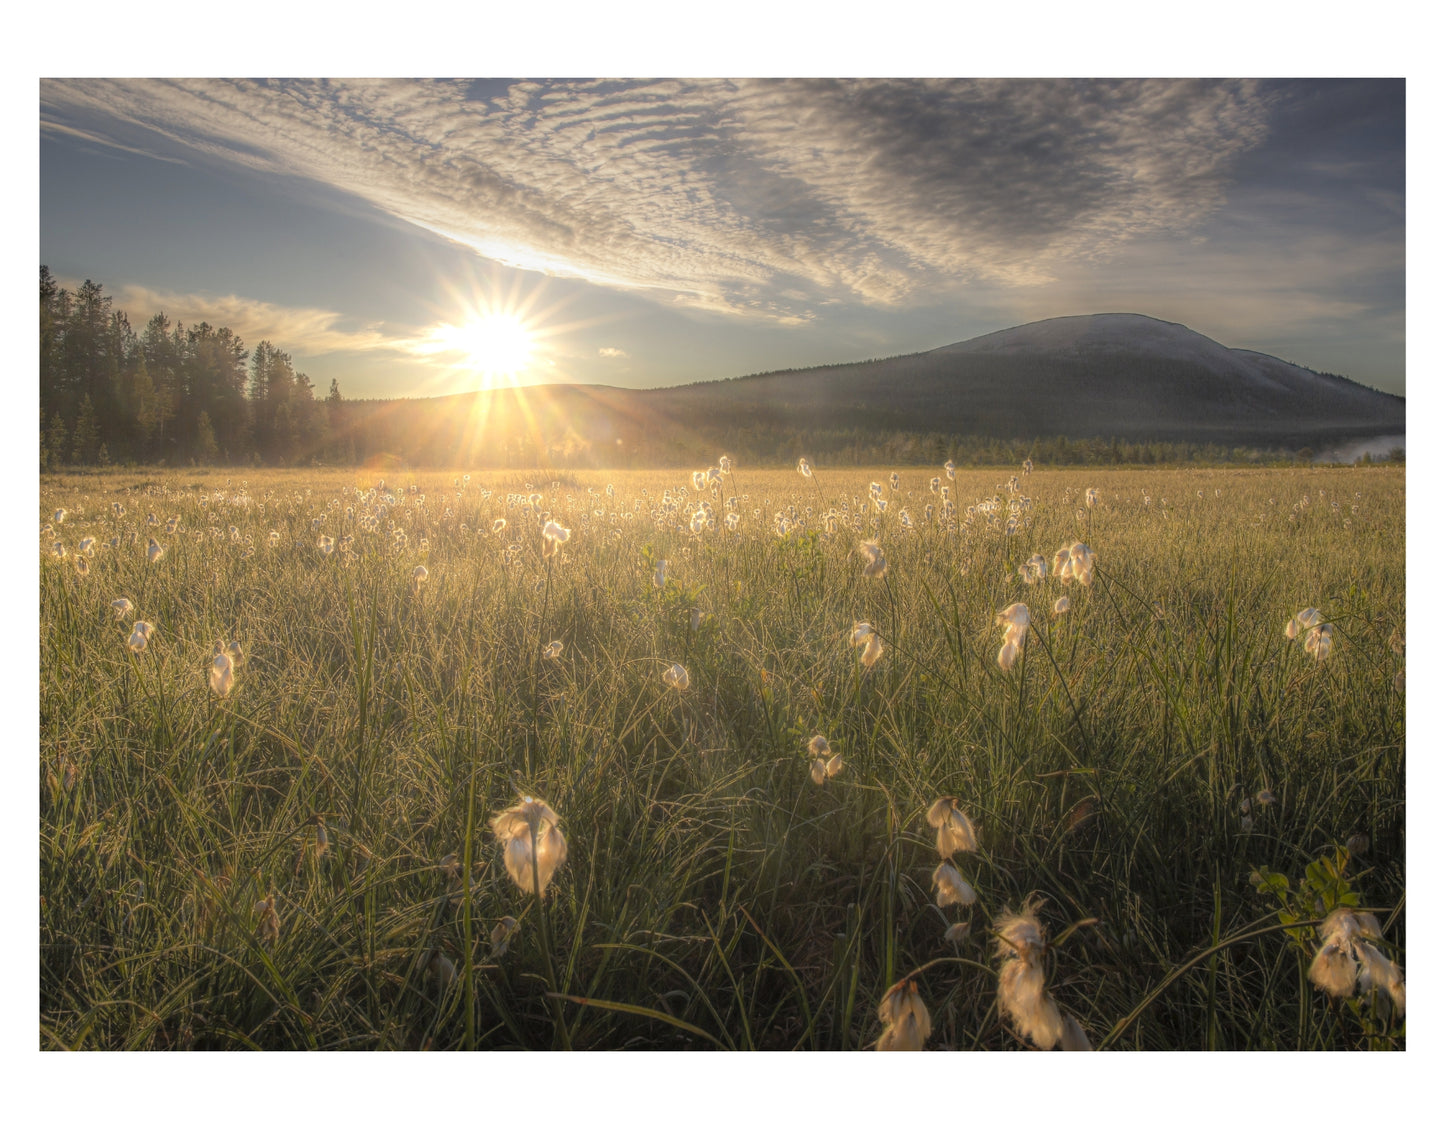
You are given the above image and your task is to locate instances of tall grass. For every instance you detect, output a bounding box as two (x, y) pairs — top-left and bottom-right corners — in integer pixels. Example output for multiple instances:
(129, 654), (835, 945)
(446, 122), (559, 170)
(39, 465), (1405, 1049)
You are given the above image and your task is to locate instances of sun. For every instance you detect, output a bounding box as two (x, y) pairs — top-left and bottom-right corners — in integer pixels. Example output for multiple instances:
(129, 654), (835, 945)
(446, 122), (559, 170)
(442, 313), (535, 375)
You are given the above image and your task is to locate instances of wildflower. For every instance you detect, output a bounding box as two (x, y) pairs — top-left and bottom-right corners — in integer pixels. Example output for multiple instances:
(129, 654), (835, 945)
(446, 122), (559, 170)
(1285, 608), (1323, 640)
(995, 901), (1066, 1049)
(876, 979), (931, 1051)
(663, 662), (690, 691)
(491, 915), (520, 957)
(1085, 488), (1099, 508)
(860, 632), (885, 669)
(1020, 554), (1047, 584)
(996, 602), (1029, 670)
(927, 797), (978, 857)
(944, 460), (956, 479)
(996, 602), (1030, 640)
(543, 640), (564, 660)
(54, 508), (66, 524)
(209, 651), (234, 697)
(317, 534), (335, 557)
(77, 537), (95, 555)
(1069, 542), (1095, 586)
(1303, 623), (1333, 661)
(944, 922), (971, 944)
(1308, 907), (1405, 1016)
(429, 950), (458, 990)
(808, 735), (831, 757)
(147, 538), (165, 564)
(492, 518), (507, 535)
(128, 621), (154, 653)
(410, 564), (428, 595)
(798, 458), (813, 477)
(889, 472), (900, 492)
(933, 861), (977, 908)
(851, 621), (874, 646)
(858, 540), (888, 578)
(490, 796), (568, 897)
(51, 541), (66, 559)
(542, 521), (571, 558)
(692, 470), (708, 492)
(1053, 596), (1070, 616)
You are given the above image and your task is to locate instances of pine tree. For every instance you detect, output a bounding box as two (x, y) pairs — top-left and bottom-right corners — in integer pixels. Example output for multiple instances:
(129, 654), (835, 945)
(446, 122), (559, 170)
(195, 410), (220, 463)
(43, 412), (68, 471)
(71, 395), (100, 464)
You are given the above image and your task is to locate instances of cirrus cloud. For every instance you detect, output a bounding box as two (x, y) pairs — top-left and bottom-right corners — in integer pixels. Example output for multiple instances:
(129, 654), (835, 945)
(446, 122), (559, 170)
(41, 78), (1272, 323)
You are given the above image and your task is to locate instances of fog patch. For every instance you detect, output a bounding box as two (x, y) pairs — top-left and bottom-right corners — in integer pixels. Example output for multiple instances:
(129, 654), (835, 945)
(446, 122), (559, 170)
(1313, 434), (1404, 464)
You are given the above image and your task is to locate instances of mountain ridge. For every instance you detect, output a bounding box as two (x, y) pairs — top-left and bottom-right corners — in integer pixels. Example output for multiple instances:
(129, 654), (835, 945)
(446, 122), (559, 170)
(335, 313), (1402, 466)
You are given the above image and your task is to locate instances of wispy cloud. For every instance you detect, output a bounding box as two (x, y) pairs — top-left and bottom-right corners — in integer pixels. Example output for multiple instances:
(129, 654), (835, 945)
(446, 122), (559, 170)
(598, 346), (627, 358)
(99, 281), (411, 358)
(41, 78), (1271, 322)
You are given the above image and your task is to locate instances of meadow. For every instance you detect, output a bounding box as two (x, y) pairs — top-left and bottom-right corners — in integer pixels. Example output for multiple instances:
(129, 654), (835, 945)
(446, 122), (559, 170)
(38, 462), (1405, 1050)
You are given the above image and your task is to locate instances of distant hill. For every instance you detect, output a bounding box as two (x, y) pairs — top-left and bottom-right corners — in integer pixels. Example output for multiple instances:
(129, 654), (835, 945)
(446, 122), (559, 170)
(336, 314), (1403, 466)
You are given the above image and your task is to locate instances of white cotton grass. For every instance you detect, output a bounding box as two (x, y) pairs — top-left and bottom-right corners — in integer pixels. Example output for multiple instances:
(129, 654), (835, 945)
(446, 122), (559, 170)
(1053, 595), (1070, 616)
(541, 521), (571, 558)
(932, 861), (977, 908)
(1019, 554), (1047, 584)
(875, 978), (931, 1051)
(111, 598), (133, 619)
(210, 651), (235, 698)
(858, 540), (888, 578)
(995, 899), (1091, 1050)
(995, 602), (1030, 671)
(490, 915), (520, 957)
(1307, 907), (1405, 1018)
(663, 662), (690, 691)
(1285, 608), (1323, 640)
(807, 735), (844, 784)
(927, 797), (978, 857)
(411, 564), (428, 594)
(147, 537), (165, 564)
(1303, 623), (1334, 661)
(859, 631), (885, 669)
(127, 621), (154, 654)
(797, 457), (813, 477)
(543, 640), (564, 660)
(490, 796), (568, 897)
(654, 559), (668, 588)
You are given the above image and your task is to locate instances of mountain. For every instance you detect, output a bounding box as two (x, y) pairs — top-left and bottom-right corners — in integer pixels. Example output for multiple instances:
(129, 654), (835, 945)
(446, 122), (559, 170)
(337, 314), (1403, 465)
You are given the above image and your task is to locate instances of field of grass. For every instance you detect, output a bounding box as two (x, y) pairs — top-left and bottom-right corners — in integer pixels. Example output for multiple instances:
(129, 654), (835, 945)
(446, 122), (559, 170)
(38, 462), (1405, 1050)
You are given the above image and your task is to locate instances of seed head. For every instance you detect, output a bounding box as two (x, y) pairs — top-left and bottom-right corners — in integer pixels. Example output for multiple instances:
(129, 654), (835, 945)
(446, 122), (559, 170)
(927, 797), (978, 857)
(663, 662), (690, 691)
(490, 796), (568, 897)
(876, 979), (931, 1051)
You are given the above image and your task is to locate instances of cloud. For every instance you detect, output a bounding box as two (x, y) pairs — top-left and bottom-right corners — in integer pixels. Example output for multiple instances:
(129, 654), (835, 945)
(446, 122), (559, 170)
(41, 78), (1272, 321)
(598, 346), (627, 358)
(98, 281), (413, 359)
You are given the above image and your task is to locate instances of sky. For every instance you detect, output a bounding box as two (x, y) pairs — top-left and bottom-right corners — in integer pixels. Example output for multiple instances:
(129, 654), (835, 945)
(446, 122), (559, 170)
(39, 77), (1404, 399)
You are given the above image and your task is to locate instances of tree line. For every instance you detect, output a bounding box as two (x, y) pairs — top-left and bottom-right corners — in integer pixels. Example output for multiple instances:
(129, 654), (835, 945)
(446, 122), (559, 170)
(40, 267), (344, 468)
